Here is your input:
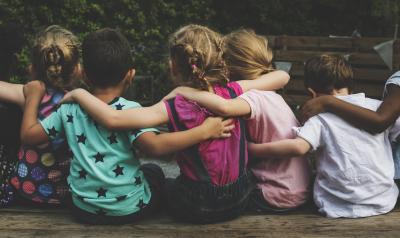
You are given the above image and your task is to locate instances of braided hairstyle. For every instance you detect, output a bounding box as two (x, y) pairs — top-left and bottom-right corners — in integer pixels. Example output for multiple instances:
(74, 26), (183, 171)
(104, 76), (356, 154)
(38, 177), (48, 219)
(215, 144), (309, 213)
(223, 29), (274, 82)
(169, 24), (228, 91)
(31, 25), (80, 91)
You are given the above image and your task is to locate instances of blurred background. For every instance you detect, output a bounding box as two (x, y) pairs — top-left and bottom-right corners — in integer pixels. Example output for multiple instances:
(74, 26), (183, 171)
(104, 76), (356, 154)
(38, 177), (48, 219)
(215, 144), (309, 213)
(1, 0), (399, 102)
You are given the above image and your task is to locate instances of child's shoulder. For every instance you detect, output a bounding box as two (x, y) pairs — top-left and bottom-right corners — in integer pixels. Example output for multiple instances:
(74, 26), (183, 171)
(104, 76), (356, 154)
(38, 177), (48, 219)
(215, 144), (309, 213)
(109, 97), (142, 110)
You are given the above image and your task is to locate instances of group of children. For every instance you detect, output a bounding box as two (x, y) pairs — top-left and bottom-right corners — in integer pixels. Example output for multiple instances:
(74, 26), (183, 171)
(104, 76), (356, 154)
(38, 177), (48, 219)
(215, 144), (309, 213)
(0, 22), (400, 224)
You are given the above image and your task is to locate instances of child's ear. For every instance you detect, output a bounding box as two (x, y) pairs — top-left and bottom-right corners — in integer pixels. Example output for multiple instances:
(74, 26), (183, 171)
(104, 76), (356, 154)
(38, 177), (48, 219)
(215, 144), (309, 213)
(127, 68), (136, 84)
(307, 88), (317, 98)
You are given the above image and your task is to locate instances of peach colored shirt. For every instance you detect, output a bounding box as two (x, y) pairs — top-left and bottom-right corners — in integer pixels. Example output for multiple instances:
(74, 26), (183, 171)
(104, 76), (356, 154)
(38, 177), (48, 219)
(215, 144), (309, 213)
(240, 90), (311, 208)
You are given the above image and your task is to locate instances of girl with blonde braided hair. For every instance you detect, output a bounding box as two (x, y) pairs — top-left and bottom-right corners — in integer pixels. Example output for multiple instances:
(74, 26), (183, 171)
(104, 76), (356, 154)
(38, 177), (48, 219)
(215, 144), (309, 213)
(60, 24), (288, 223)
(0, 25), (81, 206)
(168, 29), (311, 213)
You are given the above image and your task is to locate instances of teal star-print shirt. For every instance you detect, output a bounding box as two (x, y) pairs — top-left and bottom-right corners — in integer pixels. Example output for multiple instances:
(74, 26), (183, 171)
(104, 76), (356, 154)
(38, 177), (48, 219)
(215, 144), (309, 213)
(40, 97), (157, 216)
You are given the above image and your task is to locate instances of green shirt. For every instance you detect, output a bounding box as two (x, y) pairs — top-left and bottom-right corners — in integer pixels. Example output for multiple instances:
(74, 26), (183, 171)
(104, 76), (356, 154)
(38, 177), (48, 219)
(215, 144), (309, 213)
(40, 97), (157, 216)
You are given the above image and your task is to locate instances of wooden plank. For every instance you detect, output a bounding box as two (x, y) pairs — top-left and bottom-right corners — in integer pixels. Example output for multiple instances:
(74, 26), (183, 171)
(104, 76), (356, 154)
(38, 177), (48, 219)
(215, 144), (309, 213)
(286, 62), (391, 82)
(1, 206), (400, 238)
(271, 36), (391, 52)
(274, 50), (386, 66)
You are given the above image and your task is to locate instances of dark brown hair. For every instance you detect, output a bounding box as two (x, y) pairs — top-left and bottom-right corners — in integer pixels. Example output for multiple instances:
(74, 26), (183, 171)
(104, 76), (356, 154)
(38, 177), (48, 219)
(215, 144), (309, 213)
(304, 54), (354, 94)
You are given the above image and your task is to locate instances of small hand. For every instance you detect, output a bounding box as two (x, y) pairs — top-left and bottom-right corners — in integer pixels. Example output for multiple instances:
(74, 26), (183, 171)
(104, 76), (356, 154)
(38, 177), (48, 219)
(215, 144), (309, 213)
(59, 88), (85, 104)
(202, 117), (235, 139)
(23, 81), (45, 100)
(301, 95), (332, 123)
(163, 86), (199, 100)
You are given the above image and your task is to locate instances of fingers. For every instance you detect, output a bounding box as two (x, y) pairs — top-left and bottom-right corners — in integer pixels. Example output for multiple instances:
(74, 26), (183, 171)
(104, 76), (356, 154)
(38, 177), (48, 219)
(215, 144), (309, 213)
(219, 132), (231, 138)
(221, 118), (234, 126)
(222, 124), (235, 132)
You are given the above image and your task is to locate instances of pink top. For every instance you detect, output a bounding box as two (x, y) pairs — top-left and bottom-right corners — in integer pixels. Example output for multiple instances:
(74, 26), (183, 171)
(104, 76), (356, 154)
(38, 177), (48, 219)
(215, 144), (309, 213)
(165, 82), (247, 185)
(240, 90), (311, 208)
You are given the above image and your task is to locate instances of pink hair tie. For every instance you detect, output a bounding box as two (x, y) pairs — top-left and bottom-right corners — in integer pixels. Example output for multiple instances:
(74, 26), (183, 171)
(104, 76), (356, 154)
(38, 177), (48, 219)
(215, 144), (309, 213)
(191, 64), (197, 70)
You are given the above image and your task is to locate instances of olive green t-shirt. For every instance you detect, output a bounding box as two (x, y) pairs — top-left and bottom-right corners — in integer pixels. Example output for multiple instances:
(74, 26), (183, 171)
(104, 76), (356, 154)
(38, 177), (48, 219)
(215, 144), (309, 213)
(40, 97), (157, 216)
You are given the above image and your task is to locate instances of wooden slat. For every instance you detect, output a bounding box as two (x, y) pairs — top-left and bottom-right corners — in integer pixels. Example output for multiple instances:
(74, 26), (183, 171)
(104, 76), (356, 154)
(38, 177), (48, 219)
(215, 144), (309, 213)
(274, 50), (386, 66)
(271, 36), (391, 52)
(2, 206), (400, 238)
(287, 62), (391, 82)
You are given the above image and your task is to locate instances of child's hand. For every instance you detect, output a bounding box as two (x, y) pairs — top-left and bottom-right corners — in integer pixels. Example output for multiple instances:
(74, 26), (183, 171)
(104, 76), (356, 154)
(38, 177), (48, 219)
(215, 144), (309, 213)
(23, 81), (45, 101)
(201, 117), (234, 139)
(301, 95), (333, 123)
(163, 86), (199, 100)
(60, 88), (86, 104)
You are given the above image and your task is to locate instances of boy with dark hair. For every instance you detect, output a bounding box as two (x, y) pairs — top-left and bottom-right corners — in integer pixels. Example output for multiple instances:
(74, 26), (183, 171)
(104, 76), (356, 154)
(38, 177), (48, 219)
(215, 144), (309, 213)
(19, 28), (232, 224)
(0, 23), (24, 206)
(249, 54), (400, 218)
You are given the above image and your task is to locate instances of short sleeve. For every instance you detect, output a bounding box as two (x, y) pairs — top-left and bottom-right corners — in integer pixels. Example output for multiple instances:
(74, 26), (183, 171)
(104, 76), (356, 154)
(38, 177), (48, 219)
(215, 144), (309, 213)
(389, 117), (400, 143)
(296, 116), (324, 151)
(384, 71), (400, 96)
(128, 127), (159, 144)
(239, 89), (260, 119)
(39, 108), (65, 141)
(121, 99), (159, 144)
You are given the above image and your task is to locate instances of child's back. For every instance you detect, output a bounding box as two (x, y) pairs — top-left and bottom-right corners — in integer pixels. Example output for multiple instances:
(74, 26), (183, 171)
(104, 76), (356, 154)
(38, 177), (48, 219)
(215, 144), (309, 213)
(41, 97), (155, 215)
(240, 90), (311, 209)
(10, 25), (80, 205)
(298, 93), (399, 217)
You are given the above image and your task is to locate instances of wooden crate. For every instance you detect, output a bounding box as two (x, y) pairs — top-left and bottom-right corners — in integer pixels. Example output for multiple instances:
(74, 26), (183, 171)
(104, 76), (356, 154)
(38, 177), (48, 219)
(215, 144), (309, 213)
(267, 35), (400, 108)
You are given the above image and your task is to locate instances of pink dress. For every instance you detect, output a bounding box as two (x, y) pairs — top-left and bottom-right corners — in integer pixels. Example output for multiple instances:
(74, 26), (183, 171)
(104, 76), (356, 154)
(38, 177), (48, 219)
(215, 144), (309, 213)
(240, 90), (311, 208)
(164, 82), (247, 185)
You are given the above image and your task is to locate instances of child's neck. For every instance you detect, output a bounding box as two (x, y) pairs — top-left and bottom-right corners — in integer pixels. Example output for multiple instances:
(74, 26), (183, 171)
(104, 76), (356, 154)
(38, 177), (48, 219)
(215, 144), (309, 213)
(92, 86), (125, 104)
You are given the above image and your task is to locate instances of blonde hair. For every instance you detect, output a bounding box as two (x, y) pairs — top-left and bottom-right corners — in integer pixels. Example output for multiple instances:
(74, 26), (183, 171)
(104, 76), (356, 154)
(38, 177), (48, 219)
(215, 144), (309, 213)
(169, 24), (228, 91)
(223, 29), (274, 81)
(31, 25), (80, 90)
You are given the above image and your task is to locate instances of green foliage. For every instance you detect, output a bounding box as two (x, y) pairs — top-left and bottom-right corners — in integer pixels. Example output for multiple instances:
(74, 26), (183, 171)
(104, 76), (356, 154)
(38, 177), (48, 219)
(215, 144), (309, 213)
(1, 0), (399, 99)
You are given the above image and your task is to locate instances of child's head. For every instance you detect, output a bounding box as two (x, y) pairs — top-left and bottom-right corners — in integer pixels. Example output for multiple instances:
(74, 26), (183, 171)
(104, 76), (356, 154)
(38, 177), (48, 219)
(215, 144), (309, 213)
(304, 54), (353, 96)
(31, 25), (80, 91)
(82, 28), (134, 89)
(169, 24), (228, 91)
(223, 29), (274, 81)
(0, 23), (24, 81)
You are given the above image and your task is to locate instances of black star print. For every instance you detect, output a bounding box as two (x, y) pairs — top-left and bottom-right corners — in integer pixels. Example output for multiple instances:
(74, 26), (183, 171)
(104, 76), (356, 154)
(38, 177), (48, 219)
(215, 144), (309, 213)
(77, 133), (87, 144)
(134, 176), (142, 186)
(113, 165), (124, 177)
(77, 195), (85, 201)
(131, 129), (142, 138)
(96, 187), (107, 198)
(116, 195), (127, 201)
(107, 133), (118, 144)
(94, 152), (105, 163)
(47, 127), (58, 137)
(67, 114), (74, 123)
(78, 169), (87, 179)
(136, 199), (147, 210)
(115, 103), (125, 110)
(96, 209), (107, 216)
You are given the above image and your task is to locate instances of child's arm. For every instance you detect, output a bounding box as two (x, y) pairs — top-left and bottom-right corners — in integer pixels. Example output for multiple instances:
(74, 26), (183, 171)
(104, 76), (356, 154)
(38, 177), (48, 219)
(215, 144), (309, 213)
(236, 70), (290, 92)
(134, 117), (234, 157)
(302, 85), (400, 134)
(0, 81), (25, 108)
(164, 87), (250, 117)
(61, 89), (169, 130)
(20, 81), (49, 145)
(248, 137), (311, 158)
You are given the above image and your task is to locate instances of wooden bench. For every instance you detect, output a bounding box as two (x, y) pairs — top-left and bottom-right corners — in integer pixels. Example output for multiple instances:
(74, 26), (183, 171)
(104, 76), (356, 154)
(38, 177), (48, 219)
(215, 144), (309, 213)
(1, 203), (400, 237)
(266, 35), (400, 109)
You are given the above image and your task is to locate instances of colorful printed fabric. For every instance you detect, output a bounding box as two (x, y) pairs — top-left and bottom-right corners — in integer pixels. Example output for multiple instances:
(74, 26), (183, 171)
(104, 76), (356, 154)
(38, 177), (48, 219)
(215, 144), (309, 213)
(0, 102), (22, 206)
(11, 87), (71, 204)
(40, 97), (157, 216)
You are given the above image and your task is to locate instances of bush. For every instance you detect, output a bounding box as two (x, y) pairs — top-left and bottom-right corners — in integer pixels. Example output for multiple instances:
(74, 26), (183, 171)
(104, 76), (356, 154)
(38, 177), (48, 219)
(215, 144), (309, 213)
(1, 0), (399, 101)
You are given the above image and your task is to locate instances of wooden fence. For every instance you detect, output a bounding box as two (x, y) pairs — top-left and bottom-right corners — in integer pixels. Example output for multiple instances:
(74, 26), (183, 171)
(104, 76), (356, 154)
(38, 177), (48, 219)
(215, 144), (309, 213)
(268, 35), (400, 108)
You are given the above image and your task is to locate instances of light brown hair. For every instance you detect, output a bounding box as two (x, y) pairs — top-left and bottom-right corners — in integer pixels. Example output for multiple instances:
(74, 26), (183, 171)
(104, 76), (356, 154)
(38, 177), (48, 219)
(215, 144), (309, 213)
(169, 24), (228, 91)
(223, 29), (274, 81)
(31, 25), (80, 91)
(304, 54), (354, 94)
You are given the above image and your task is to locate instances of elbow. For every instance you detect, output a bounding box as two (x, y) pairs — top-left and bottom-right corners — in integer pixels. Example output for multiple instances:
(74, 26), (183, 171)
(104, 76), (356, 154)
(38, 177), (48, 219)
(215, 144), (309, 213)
(281, 71), (290, 86)
(215, 104), (233, 117)
(20, 131), (34, 145)
(292, 143), (308, 156)
(365, 118), (390, 134)
(101, 114), (121, 131)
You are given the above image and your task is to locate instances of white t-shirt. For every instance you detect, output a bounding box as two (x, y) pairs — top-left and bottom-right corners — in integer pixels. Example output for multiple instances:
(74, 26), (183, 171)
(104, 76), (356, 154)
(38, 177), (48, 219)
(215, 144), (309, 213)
(297, 93), (400, 218)
(384, 71), (400, 97)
